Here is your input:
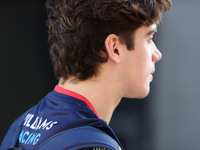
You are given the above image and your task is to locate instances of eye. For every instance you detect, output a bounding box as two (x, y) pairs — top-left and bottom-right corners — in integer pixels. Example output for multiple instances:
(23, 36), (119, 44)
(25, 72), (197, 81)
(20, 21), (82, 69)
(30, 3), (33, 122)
(152, 35), (157, 41)
(148, 35), (157, 43)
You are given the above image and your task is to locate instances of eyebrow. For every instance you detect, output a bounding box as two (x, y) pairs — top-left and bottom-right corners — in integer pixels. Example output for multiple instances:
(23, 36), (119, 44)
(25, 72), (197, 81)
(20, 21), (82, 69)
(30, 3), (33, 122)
(146, 27), (157, 36)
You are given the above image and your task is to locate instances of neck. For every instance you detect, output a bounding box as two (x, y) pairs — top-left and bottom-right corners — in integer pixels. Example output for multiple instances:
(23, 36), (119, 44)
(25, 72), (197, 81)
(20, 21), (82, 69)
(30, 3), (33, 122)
(58, 76), (122, 124)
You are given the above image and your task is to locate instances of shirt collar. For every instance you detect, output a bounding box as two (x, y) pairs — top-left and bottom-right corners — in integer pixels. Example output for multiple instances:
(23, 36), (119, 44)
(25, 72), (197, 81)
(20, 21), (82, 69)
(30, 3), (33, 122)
(54, 85), (99, 118)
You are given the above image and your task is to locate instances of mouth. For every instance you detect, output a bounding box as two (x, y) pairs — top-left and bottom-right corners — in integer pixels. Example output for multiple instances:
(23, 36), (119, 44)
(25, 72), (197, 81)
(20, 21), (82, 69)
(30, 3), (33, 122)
(151, 69), (155, 74)
(150, 70), (155, 81)
(150, 74), (153, 81)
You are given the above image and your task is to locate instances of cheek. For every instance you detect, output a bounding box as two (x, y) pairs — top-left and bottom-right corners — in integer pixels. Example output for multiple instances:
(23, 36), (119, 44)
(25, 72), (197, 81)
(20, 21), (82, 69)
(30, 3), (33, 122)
(123, 45), (152, 78)
(136, 53), (152, 77)
(135, 50), (151, 67)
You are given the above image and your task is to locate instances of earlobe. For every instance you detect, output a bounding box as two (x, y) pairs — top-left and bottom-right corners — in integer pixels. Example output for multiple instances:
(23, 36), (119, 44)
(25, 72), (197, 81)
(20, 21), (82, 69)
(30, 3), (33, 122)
(105, 34), (121, 64)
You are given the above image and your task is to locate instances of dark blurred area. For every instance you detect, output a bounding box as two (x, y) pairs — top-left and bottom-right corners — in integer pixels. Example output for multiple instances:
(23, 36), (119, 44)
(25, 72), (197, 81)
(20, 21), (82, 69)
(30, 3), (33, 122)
(0, 0), (57, 145)
(1, 1), (200, 150)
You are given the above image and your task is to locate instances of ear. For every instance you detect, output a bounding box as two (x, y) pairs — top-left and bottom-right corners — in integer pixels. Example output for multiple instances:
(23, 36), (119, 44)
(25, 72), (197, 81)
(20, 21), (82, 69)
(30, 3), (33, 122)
(104, 34), (121, 64)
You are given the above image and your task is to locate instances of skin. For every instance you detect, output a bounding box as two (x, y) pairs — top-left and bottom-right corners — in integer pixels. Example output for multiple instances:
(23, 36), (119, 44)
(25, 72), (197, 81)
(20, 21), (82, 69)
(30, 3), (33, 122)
(119, 24), (162, 98)
(59, 24), (162, 124)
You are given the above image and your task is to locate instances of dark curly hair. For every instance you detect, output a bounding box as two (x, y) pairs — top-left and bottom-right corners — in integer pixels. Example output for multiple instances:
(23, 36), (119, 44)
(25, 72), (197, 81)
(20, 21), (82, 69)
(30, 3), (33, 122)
(46, 0), (171, 80)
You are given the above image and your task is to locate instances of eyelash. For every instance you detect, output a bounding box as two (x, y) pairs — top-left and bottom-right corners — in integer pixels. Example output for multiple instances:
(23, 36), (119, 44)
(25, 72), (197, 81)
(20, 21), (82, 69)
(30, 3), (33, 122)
(151, 35), (157, 41)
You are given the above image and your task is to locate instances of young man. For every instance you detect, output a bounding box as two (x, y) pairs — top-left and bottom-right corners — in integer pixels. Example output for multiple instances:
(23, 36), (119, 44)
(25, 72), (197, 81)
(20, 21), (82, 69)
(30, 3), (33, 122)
(1, 0), (171, 149)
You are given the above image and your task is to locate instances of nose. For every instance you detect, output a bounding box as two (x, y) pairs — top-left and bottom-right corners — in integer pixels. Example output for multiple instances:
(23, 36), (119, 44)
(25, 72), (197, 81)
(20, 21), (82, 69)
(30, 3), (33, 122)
(152, 44), (162, 62)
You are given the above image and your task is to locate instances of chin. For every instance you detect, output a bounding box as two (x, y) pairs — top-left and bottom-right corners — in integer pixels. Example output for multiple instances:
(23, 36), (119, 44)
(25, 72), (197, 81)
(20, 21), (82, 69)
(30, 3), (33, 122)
(123, 85), (150, 99)
(135, 87), (150, 99)
(139, 92), (149, 98)
(125, 89), (150, 99)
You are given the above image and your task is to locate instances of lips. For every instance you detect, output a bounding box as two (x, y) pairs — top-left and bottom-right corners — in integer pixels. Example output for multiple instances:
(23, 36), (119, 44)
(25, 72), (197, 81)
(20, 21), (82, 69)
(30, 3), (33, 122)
(150, 70), (155, 81)
(150, 74), (153, 81)
(151, 69), (155, 75)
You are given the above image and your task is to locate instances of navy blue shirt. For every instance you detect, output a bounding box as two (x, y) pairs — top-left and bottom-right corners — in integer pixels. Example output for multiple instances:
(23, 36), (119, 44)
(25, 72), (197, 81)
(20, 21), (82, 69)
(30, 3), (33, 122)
(16, 85), (122, 149)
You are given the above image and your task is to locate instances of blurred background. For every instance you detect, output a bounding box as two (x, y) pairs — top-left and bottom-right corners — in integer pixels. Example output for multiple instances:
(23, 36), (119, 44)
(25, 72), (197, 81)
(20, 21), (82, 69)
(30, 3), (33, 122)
(1, 0), (200, 150)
